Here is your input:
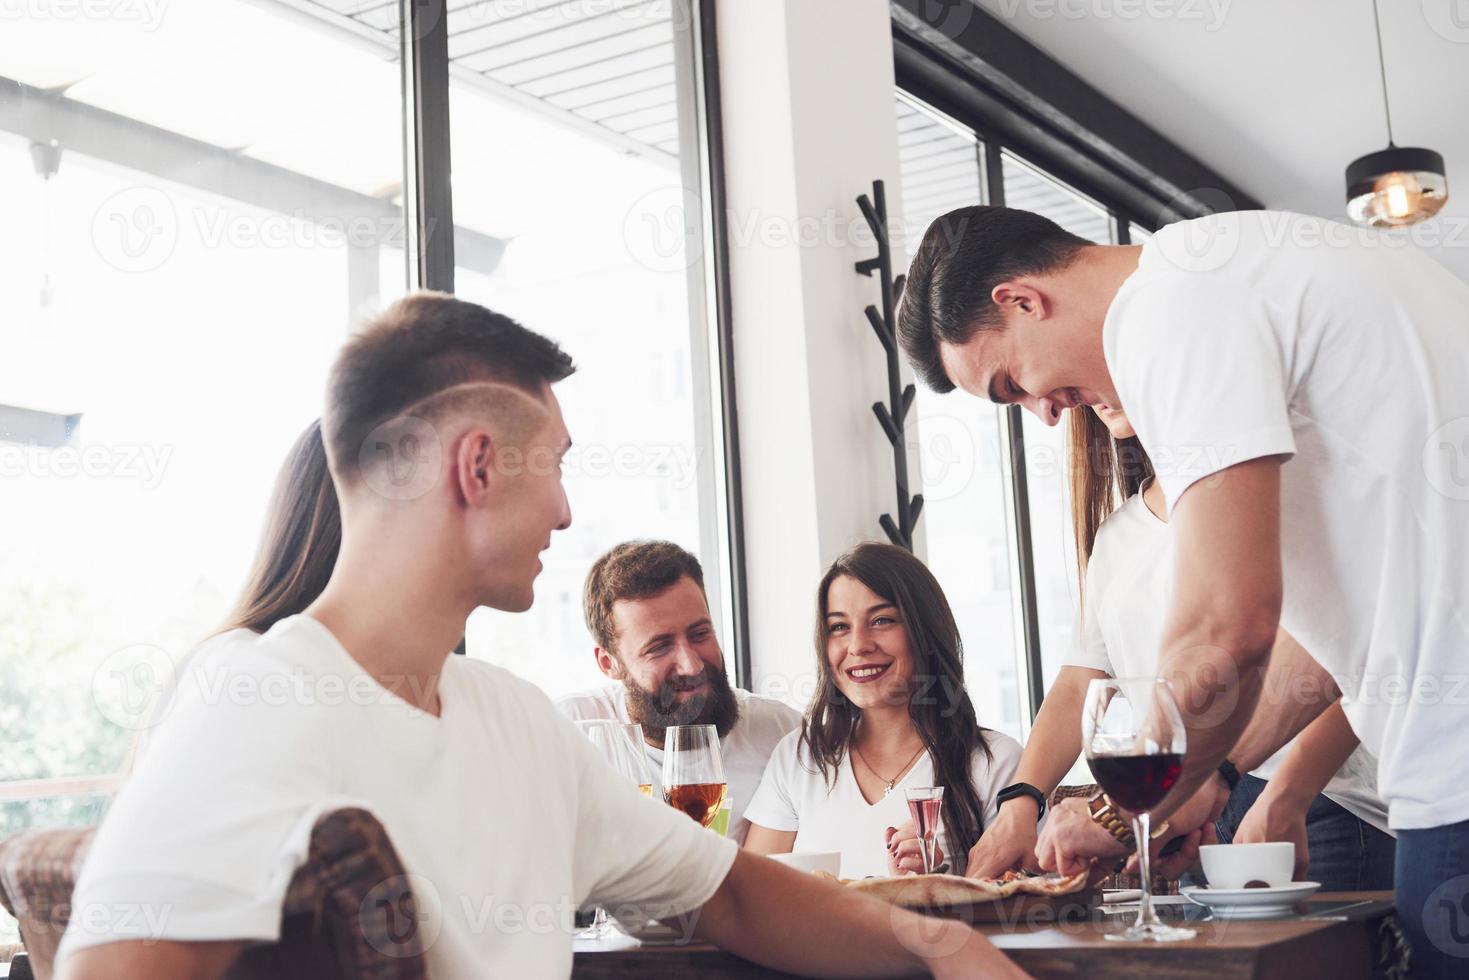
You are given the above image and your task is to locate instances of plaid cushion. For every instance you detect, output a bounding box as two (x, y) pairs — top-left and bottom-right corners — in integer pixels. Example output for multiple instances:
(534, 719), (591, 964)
(0, 807), (428, 980)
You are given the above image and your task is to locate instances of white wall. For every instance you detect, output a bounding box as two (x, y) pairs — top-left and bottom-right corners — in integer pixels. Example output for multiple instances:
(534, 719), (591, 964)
(717, 0), (919, 702)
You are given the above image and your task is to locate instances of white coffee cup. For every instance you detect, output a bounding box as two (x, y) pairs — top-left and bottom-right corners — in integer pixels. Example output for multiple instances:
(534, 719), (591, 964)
(1199, 842), (1294, 890)
(768, 851), (842, 877)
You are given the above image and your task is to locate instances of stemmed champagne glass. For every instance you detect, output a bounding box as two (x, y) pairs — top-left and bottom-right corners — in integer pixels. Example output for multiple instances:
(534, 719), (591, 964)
(662, 724), (727, 829)
(575, 720), (653, 939)
(1083, 677), (1195, 942)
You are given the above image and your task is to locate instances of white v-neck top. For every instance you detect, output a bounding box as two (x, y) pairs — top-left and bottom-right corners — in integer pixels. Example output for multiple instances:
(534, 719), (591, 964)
(745, 728), (1021, 878)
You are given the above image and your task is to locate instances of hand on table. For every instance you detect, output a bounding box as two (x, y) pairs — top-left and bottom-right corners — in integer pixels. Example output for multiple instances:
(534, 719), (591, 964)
(886, 821), (944, 875)
(966, 801), (1043, 879)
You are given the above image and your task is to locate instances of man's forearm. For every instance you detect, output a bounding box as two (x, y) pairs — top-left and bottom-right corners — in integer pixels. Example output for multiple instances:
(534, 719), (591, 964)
(57, 939), (245, 980)
(1154, 628), (1338, 822)
(1225, 630), (1340, 774)
(695, 851), (1022, 978)
(1253, 699), (1355, 806)
(1151, 458), (1285, 823)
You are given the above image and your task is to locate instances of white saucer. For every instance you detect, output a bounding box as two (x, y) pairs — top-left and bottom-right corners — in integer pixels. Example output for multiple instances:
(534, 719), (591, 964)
(1181, 882), (1321, 918)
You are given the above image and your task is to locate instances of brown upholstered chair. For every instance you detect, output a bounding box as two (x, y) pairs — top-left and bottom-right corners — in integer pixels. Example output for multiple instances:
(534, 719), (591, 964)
(0, 807), (428, 980)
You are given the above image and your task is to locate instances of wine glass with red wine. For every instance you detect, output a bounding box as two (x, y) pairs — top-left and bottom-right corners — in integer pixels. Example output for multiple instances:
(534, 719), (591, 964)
(1083, 676), (1195, 942)
(662, 724), (728, 830)
(904, 786), (944, 874)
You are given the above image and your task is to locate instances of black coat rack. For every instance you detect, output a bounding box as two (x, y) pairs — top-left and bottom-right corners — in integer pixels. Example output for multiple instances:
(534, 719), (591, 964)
(855, 179), (923, 552)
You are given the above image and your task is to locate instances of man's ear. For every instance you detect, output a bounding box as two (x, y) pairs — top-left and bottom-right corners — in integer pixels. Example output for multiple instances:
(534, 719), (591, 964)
(454, 428), (496, 504)
(593, 645), (624, 680)
(990, 281), (1048, 320)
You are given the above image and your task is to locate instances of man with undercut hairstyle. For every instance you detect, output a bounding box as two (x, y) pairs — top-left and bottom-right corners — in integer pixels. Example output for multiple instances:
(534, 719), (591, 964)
(59, 293), (1029, 980)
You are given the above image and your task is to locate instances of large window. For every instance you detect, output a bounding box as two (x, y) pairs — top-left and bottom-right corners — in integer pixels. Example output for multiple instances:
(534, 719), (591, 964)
(1001, 153), (1113, 694)
(0, 0), (729, 942)
(435, 0), (728, 694)
(895, 94), (1021, 738)
(895, 94), (1138, 741)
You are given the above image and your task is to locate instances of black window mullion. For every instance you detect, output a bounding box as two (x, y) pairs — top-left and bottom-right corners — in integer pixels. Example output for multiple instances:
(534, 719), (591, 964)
(401, 0), (456, 294)
(694, 0), (751, 690)
(984, 139), (1046, 723)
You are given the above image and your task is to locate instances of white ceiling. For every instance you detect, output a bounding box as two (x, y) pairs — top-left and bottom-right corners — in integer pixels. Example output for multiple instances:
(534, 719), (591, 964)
(970, 0), (1469, 280)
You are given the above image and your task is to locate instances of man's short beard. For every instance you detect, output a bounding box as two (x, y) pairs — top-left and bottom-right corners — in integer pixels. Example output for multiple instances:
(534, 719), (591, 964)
(623, 664), (740, 747)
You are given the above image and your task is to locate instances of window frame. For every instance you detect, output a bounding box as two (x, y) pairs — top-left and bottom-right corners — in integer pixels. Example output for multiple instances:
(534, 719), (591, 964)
(892, 1), (1259, 725)
(400, 0), (749, 685)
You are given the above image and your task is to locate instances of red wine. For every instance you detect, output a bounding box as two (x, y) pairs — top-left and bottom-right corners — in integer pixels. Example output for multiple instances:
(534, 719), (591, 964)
(664, 782), (728, 828)
(907, 797), (942, 840)
(1087, 753), (1183, 812)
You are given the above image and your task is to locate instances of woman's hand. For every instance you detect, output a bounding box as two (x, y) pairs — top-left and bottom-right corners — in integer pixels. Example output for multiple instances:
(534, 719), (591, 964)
(886, 822), (944, 876)
(1234, 788), (1311, 880)
(966, 799), (1042, 878)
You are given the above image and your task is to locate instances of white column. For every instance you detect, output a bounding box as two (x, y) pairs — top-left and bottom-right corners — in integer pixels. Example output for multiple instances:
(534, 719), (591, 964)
(717, 0), (917, 700)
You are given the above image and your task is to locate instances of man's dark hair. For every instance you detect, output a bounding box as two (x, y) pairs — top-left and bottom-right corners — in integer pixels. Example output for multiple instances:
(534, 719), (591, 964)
(897, 206), (1091, 393)
(325, 292), (575, 486)
(583, 540), (706, 653)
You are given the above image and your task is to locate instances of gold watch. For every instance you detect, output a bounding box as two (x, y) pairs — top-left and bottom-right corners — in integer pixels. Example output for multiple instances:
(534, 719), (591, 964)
(1086, 790), (1173, 851)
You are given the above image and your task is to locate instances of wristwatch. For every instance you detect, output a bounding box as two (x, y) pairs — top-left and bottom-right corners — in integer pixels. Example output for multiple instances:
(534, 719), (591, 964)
(1087, 790), (1137, 850)
(1217, 758), (1242, 794)
(1086, 790), (1172, 852)
(995, 782), (1047, 819)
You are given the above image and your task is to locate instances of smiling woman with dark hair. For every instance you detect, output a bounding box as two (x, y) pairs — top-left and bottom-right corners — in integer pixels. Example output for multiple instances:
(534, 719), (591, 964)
(743, 542), (1020, 879)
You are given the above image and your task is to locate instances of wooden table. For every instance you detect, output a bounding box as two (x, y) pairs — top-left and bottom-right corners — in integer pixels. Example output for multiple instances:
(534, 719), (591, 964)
(572, 892), (1400, 979)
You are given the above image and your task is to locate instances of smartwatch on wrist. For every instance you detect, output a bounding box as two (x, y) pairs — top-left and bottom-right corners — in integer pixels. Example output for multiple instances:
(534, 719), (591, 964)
(1217, 758), (1242, 795)
(995, 782), (1047, 819)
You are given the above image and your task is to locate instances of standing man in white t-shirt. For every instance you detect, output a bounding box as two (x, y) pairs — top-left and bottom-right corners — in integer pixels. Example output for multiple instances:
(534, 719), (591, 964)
(58, 293), (1028, 979)
(898, 207), (1469, 977)
(556, 540), (801, 844)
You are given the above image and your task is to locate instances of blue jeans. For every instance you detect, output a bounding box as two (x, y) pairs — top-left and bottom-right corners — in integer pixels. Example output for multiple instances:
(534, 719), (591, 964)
(1395, 817), (1469, 979)
(1214, 774), (1397, 891)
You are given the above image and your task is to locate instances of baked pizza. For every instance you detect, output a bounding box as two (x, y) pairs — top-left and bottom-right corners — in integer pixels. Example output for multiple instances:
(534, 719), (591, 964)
(815, 869), (1089, 909)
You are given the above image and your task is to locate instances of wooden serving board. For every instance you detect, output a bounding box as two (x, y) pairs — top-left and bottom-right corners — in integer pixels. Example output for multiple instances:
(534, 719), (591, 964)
(911, 887), (1102, 926)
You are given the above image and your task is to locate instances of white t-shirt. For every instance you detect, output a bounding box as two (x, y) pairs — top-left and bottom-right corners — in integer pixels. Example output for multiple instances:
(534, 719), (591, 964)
(745, 728), (1022, 879)
(554, 684), (801, 845)
(1068, 490), (1391, 834)
(59, 616), (737, 977)
(1104, 210), (1469, 830)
